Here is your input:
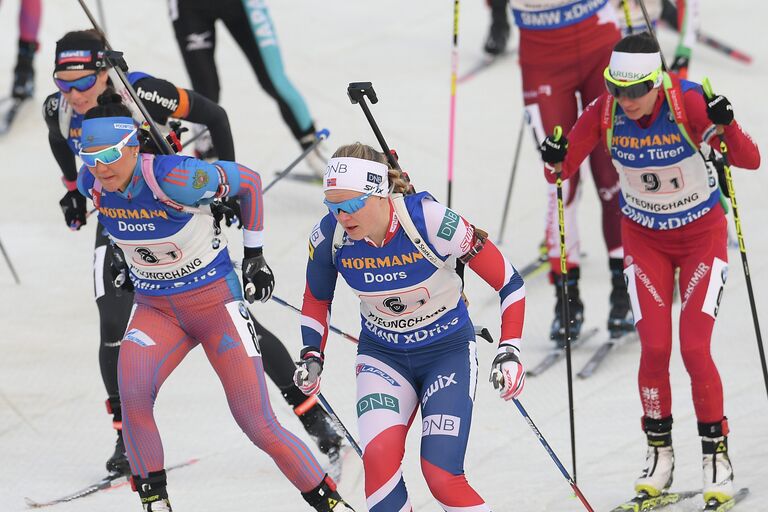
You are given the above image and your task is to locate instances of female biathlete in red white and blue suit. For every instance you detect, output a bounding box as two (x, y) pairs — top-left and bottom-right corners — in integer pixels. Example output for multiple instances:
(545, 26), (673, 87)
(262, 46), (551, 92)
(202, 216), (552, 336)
(75, 94), (352, 512)
(293, 144), (527, 512)
(540, 32), (760, 507)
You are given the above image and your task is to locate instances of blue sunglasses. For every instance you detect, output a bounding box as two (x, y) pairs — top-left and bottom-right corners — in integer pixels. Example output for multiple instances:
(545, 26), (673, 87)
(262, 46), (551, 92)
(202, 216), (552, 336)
(79, 128), (138, 167)
(53, 73), (98, 93)
(324, 191), (374, 215)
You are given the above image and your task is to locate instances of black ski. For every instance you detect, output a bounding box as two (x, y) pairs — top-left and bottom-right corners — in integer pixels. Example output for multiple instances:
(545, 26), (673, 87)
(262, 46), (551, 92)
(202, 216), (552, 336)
(610, 489), (700, 511)
(577, 331), (638, 379)
(456, 51), (515, 85)
(0, 97), (25, 135)
(704, 487), (750, 511)
(526, 327), (599, 377)
(24, 458), (199, 508)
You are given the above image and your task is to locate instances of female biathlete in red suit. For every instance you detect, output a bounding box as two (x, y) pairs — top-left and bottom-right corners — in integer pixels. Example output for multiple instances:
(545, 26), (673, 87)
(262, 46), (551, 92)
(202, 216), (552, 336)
(512, 0), (630, 345)
(539, 32), (760, 508)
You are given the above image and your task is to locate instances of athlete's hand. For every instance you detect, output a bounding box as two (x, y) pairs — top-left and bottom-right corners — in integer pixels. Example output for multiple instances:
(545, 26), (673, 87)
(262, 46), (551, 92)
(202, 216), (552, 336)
(490, 341), (525, 401)
(59, 189), (87, 231)
(540, 127), (570, 183)
(706, 94), (734, 126)
(670, 54), (689, 79)
(242, 247), (274, 303)
(109, 244), (134, 293)
(294, 347), (324, 396)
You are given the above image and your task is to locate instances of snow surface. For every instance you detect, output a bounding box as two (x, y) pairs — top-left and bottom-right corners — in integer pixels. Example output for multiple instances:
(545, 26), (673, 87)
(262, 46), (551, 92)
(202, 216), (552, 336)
(1, 1), (766, 511)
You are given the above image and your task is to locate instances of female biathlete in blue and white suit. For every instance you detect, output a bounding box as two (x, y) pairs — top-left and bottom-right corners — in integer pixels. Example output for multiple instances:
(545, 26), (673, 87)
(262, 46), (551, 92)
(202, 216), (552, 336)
(75, 93), (352, 512)
(293, 143), (527, 512)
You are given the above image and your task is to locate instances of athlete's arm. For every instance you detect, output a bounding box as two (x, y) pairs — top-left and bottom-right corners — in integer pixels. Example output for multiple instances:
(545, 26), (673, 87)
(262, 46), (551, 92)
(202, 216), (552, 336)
(551, 94), (607, 181)
(422, 199), (525, 345)
(684, 88), (761, 169)
(301, 215), (340, 353)
(43, 93), (78, 186)
(132, 76), (235, 160)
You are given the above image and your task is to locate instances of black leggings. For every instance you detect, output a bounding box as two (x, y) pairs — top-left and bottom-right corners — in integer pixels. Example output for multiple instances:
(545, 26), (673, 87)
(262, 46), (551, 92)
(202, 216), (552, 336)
(170, 0), (314, 141)
(94, 224), (300, 417)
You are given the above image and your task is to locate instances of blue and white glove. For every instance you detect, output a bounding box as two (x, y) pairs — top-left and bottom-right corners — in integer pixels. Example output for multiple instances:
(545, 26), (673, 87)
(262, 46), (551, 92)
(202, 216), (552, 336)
(490, 341), (525, 401)
(293, 347), (324, 396)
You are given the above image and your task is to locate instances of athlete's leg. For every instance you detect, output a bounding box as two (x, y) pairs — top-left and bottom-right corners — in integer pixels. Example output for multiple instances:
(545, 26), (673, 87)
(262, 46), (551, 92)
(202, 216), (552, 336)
(356, 346), (419, 512)
(254, 316), (344, 456)
(220, 0), (315, 141)
(18, 0), (41, 42)
(93, 226), (134, 472)
(622, 219), (676, 421)
(118, 299), (196, 478)
(522, 60), (582, 272)
(418, 336), (489, 511)
(676, 214), (728, 424)
(11, 0), (40, 99)
(170, 0), (221, 102)
(184, 280), (326, 492)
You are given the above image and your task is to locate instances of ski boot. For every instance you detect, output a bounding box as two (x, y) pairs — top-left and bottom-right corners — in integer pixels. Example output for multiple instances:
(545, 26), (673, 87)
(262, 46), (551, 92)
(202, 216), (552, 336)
(550, 268), (584, 348)
(12, 39), (37, 100)
(608, 258), (635, 338)
(635, 416), (674, 497)
(700, 419), (734, 505)
(300, 129), (329, 180)
(302, 475), (355, 511)
(105, 396), (131, 475)
(483, 0), (511, 55)
(284, 386), (345, 481)
(133, 470), (172, 511)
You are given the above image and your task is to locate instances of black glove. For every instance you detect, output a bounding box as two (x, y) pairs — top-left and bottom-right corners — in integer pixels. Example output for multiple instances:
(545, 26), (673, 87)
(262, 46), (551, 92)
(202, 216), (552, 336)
(706, 94), (734, 126)
(539, 133), (568, 165)
(211, 197), (242, 229)
(59, 189), (87, 230)
(109, 243), (134, 293)
(138, 121), (189, 154)
(670, 54), (689, 78)
(242, 247), (274, 303)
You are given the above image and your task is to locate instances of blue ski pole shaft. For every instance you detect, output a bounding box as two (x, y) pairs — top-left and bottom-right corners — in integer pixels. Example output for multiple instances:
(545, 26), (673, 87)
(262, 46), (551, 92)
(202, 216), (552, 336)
(269, 294), (359, 344)
(317, 393), (362, 458)
(513, 399), (595, 512)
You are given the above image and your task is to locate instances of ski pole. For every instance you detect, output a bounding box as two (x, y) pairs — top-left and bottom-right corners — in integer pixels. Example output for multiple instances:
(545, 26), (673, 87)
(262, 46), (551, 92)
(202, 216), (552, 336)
(552, 125), (579, 483)
(0, 235), (20, 284)
(346, 82), (401, 171)
(702, 78), (768, 402)
(76, 0), (173, 156)
(497, 111), (525, 244)
(621, 0), (634, 34)
(513, 399), (595, 512)
(95, 0), (108, 36)
(269, 294), (361, 344)
(446, 0), (460, 208)
(263, 129), (330, 193)
(317, 393), (362, 458)
(636, 0), (668, 70)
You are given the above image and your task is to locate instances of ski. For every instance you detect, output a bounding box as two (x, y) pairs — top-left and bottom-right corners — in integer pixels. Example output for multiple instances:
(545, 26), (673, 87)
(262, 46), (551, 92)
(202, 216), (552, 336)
(526, 327), (599, 377)
(456, 51), (515, 85)
(610, 489), (700, 512)
(697, 33), (752, 65)
(577, 331), (638, 379)
(703, 487), (750, 511)
(24, 458), (199, 508)
(0, 97), (25, 135)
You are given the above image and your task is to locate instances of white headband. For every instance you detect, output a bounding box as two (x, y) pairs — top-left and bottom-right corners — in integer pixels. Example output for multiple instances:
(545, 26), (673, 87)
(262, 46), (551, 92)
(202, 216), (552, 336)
(609, 51), (662, 85)
(323, 157), (389, 197)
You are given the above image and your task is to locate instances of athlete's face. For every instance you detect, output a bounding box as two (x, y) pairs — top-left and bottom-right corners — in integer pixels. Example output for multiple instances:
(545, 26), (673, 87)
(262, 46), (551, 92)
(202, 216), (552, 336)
(86, 145), (139, 193)
(55, 69), (109, 115)
(617, 87), (660, 120)
(324, 189), (390, 244)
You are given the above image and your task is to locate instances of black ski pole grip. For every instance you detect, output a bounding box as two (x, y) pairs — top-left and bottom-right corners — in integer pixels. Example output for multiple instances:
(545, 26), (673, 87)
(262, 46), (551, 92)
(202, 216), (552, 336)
(347, 82), (378, 104)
